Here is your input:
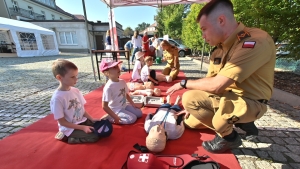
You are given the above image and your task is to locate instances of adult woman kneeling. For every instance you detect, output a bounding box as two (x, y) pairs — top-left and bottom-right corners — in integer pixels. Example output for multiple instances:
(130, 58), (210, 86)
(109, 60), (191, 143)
(160, 40), (180, 80)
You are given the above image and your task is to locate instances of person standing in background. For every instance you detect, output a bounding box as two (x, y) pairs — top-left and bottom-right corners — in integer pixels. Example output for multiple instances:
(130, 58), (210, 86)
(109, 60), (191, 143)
(142, 31), (150, 57)
(151, 33), (162, 58)
(124, 40), (133, 60)
(105, 30), (112, 50)
(131, 31), (142, 65)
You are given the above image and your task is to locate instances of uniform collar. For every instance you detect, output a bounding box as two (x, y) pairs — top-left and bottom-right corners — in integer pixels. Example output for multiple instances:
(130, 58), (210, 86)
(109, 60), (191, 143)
(221, 22), (245, 51)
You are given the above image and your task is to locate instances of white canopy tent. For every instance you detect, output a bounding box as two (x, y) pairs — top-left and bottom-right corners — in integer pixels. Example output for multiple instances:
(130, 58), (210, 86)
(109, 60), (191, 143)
(0, 17), (59, 57)
(101, 0), (209, 8)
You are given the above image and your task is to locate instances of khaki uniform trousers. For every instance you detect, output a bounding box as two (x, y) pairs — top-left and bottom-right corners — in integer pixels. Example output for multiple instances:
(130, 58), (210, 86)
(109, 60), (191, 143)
(182, 90), (267, 137)
(162, 64), (180, 80)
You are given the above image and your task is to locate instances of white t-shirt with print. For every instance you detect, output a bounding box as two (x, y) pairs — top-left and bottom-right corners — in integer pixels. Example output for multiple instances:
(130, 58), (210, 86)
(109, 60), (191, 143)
(50, 87), (87, 136)
(141, 65), (150, 82)
(102, 79), (129, 113)
(132, 60), (143, 80)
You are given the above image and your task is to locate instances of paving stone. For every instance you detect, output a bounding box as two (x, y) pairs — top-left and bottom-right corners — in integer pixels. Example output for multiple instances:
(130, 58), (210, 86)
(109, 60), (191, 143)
(269, 151), (287, 162)
(241, 149), (258, 159)
(284, 153), (300, 163)
(255, 160), (273, 169)
(0, 133), (10, 140)
(286, 145), (300, 155)
(272, 163), (293, 169)
(238, 159), (256, 169)
(256, 143), (272, 151)
(9, 127), (23, 133)
(1, 117), (14, 121)
(283, 131), (298, 137)
(270, 144), (289, 153)
(242, 141), (258, 149)
(271, 137), (287, 145)
(259, 130), (276, 137)
(290, 163), (300, 169)
(0, 127), (14, 132)
(256, 150), (272, 160)
(282, 137), (299, 145)
(275, 131), (288, 137)
(257, 136), (274, 143)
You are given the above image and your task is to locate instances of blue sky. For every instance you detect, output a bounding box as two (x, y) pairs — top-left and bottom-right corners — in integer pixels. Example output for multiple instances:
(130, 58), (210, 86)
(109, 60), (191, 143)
(56, 0), (157, 29)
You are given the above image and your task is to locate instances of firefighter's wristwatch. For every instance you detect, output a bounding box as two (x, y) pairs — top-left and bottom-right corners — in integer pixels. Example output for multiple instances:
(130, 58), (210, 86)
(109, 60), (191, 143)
(180, 79), (188, 89)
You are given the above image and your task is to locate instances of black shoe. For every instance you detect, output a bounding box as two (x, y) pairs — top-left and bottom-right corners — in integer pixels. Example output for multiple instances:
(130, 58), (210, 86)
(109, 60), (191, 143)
(235, 122), (258, 141)
(202, 133), (242, 153)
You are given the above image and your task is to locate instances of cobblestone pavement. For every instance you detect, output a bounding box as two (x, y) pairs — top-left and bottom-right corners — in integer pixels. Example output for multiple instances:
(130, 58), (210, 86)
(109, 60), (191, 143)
(0, 53), (299, 169)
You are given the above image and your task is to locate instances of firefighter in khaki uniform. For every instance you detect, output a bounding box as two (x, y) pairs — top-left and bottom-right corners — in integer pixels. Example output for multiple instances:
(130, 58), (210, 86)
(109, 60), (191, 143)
(166, 0), (276, 153)
(160, 40), (180, 80)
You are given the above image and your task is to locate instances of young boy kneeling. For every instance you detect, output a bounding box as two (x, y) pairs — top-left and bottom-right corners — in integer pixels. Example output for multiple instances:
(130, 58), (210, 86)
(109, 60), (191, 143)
(50, 59), (112, 144)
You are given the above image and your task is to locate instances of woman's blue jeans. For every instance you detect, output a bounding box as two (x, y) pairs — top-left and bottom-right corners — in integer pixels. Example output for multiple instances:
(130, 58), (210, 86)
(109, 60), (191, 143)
(131, 47), (140, 63)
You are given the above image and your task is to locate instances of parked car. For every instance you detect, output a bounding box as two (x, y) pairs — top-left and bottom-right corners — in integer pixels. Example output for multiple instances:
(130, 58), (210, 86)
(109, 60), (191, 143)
(158, 38), (191, 57)
(276, 43), (290, 56)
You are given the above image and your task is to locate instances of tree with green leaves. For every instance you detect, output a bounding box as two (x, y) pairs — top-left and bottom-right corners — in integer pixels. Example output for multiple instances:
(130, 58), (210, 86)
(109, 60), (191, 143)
(135, 22), (150, 32)
(155, 4), (187, 39)
(181, 4), (211, 54)
(123, 27), (134, 36)
(232, 0), (300, 59)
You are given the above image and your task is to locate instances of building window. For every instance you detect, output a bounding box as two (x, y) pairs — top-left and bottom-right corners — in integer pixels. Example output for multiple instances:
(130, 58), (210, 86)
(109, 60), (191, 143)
(41, 34), (55, 50)
(12, 1), (19, 12)
(50, 0), (55, 7)
(60, 17), (63, 20)
(17, 32), (38, 50)
(51, 14), (55, 20)
(41, 11), (45, 19)
(0, 33), (7, 44)
(28, 6), (34, 15)
(59, 32), (77, 45)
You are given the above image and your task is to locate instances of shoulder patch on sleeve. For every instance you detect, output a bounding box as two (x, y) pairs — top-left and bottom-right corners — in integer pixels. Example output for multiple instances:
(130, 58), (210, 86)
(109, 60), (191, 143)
(242, 41), (256, 48)
(237, 30), (251, 42)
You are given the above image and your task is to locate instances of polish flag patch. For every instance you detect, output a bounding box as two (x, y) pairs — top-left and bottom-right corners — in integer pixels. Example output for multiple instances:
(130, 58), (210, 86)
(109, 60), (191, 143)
(242, 41), (256, 48)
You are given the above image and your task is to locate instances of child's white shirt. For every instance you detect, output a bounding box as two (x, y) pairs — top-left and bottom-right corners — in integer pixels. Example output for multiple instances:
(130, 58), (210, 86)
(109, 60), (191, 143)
(132, 60), (142, 80)
(141, 64), (150, 82)
(50, 87), (87, 136)
(144, 108), (184, 140)
(102, 79), (129, 113)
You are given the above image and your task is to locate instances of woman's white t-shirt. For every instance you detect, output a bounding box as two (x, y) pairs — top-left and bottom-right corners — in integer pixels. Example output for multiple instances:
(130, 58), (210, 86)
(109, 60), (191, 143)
(131, 36), (142, 48)
(132, 60), (143, 80)
(102, 79), (129, 113)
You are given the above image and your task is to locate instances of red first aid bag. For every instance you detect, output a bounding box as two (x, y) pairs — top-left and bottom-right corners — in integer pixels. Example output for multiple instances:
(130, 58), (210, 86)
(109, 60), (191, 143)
(122, 151), (220, 169)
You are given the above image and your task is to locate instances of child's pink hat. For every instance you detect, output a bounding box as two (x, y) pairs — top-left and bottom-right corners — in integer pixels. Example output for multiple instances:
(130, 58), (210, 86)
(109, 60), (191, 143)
(100, 58), (122, 72)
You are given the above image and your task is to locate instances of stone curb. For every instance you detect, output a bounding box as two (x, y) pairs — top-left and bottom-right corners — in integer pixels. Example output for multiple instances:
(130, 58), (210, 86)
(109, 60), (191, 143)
(185, 56), (300, 108)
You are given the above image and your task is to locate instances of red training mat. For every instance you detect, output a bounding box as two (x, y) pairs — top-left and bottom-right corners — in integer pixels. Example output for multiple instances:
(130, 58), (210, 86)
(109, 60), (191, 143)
(0, 71), (241, 169)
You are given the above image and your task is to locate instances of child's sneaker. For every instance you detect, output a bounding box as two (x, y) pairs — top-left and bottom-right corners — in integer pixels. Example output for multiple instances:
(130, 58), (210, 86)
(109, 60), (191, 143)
(55, 131), (67, 142)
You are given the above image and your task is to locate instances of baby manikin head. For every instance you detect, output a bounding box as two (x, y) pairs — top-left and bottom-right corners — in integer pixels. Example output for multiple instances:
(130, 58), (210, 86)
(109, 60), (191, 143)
(153, 88), (161, 96)
(146, 125), (167, 153)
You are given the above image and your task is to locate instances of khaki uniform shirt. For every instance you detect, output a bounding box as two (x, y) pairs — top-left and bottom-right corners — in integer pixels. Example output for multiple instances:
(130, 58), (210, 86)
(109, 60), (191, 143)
(163, 46), (180, 69)
(207, 23), (276, 100)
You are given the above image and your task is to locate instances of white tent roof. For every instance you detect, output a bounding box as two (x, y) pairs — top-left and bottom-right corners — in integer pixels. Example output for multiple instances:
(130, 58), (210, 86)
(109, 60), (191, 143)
(101, 0), (209, 8)
(0, 17), (53, 34)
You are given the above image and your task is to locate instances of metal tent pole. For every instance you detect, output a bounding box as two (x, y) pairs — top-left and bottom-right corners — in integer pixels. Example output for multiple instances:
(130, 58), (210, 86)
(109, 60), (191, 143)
(109, 7), (116, 51)
(82, 0), (97, 81)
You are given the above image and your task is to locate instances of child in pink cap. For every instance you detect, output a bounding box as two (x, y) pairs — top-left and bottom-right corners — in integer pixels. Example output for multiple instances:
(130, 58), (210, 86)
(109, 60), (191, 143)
(100, 58), (143, 124)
